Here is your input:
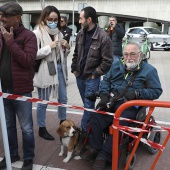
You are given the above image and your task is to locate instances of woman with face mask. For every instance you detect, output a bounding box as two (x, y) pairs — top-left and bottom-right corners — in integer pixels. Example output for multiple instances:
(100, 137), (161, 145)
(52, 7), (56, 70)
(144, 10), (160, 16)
(33, 6), (70, 140)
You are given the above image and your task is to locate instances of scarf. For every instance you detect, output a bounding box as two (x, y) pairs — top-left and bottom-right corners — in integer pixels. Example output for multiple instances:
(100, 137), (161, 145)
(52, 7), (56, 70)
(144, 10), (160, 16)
(34, 24), (62, 99)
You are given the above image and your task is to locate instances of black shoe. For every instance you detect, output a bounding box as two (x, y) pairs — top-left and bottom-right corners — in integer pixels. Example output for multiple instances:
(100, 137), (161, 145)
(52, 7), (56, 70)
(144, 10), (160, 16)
(80, 149), (99, 162)
(0, 155), (20, 169)
(93, 156), (106, 170)
(39, 127), (55, 140)
(59, 119), (66, 124)
(21, 159), (33, 170)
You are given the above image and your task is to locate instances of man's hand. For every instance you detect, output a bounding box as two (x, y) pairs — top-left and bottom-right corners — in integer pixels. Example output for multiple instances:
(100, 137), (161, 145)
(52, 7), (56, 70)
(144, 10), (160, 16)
(124, 90), (140, 101)
(0, 26), (14, 42)
(109, 19), (117, 29)
(98, 94), (109, 108)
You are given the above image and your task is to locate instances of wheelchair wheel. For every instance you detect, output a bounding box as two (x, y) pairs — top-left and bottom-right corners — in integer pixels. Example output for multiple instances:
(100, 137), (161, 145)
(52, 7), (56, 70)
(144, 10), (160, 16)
(147, 127), (161, 154)
(126, 152), (136, 170)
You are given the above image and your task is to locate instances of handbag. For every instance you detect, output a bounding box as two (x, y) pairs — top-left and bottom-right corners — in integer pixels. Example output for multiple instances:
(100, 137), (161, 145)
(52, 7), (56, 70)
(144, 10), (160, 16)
(47, 61), (56, 75)
(34, 59), (42, 72)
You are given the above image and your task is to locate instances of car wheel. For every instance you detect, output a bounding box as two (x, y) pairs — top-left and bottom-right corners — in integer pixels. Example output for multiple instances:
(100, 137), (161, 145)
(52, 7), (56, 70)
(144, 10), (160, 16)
(164, 48), (170, 51)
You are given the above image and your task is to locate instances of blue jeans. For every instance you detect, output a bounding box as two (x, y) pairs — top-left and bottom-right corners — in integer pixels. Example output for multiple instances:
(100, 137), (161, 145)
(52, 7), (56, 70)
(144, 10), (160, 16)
(76, 75), (100, 131)
(57, 63), (67, 120)
(2, 90), (35, 160)
(36, 63), (67, 127)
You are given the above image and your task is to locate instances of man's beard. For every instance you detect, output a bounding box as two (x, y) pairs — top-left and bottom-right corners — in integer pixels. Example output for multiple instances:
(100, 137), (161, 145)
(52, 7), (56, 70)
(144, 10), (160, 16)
(125, 59), (140, 70)
(82, 22), (89, 30)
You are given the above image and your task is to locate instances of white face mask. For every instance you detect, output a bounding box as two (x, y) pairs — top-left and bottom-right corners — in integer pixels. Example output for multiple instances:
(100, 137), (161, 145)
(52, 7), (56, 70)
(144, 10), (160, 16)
(47, 21), (58, 29)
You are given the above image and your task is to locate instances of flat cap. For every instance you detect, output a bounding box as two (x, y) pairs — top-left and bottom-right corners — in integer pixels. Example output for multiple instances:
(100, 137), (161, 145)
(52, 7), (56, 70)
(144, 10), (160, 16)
(0, 2), (23, 16)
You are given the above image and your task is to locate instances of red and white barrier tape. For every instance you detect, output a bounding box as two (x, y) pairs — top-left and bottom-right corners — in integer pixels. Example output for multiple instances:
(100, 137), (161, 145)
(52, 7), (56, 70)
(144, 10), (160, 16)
(113, 125), (164, 151)
(1, 92), (170, 133)
(1, 92), (114, 115)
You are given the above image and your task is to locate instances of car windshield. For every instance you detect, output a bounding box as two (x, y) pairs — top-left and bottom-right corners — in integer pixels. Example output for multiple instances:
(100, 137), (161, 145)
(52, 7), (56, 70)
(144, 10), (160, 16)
(144, 28), (161, 34)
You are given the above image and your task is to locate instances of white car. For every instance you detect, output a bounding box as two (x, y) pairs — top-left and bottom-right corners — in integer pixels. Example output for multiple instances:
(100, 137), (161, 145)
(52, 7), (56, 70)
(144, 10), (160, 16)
(124, 27), (170, 51)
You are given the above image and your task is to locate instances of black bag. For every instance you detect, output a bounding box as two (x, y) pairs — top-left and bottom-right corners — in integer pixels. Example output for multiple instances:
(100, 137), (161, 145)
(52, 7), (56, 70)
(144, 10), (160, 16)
(47, 61), (56, 75)
(34, 59), (42, 72)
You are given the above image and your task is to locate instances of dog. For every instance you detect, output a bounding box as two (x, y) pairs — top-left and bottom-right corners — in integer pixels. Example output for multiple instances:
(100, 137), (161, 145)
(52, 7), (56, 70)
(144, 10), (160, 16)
(57, 120), (86, 163)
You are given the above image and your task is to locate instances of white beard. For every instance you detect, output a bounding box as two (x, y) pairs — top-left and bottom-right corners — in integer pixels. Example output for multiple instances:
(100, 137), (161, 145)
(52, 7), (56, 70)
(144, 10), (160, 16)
(125, 59), (140, 70)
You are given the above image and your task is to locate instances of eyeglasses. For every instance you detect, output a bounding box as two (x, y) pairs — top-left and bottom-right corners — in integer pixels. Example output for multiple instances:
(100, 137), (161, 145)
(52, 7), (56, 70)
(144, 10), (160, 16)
(47, 17), (58, 23)
(123, 52), (141, 58)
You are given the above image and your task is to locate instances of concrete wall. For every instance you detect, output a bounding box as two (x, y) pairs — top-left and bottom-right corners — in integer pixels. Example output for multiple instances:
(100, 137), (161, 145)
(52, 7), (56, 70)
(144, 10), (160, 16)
(3, 0), (169, 22)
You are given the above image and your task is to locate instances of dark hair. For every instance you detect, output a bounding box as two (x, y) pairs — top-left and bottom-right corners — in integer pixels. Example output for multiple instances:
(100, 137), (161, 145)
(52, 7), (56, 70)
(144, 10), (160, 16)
(0, 2), (23, 16)
(110, 16), (117, 21)
(37, 5), (61, 30)
(81, 6), (97, 23)
(61, 16), (67, 23)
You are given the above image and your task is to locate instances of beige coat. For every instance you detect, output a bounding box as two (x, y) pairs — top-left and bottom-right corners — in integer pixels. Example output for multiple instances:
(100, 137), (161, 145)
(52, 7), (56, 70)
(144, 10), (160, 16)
(33, 26), (70, 89)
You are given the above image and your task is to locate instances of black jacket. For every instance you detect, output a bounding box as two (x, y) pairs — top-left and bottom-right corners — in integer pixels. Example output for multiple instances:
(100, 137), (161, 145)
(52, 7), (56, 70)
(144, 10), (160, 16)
(61, 26), (72, 43)
(106, 24), (125, 56)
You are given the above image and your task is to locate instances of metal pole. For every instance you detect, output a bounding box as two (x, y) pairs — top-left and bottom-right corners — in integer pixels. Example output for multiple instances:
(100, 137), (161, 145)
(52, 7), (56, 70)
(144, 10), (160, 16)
(72, 0), (75, 37)
(0, 79), (12, 170)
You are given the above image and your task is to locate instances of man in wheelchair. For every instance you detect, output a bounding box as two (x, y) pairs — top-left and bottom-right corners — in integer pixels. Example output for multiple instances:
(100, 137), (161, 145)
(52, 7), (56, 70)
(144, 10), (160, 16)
(80, 42), (162, 170)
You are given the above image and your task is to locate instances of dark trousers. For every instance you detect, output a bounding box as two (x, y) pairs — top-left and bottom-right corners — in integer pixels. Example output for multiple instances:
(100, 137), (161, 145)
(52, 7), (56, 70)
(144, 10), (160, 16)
(89, 103), (138, 162)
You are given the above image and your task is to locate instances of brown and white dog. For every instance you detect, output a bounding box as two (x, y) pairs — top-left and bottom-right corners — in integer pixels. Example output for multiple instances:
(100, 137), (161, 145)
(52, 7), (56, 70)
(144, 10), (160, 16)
(56, 120), (83, 163)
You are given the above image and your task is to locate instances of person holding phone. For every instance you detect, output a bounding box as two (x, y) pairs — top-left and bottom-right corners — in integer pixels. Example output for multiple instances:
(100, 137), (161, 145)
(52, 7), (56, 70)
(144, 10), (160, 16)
(105, 16), (125, 59)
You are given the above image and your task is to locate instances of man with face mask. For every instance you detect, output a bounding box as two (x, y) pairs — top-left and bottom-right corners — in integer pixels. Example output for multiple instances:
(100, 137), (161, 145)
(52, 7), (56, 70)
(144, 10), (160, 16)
(81, 42), (162, 170)
(71, 6), (113, 132)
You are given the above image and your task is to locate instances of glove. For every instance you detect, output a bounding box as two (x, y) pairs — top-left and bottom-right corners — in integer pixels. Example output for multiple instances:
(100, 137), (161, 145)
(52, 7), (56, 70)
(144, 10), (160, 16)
(124, 90), (140, 101)
(98, 94), (109, 109)
(108, 91), (119, 109)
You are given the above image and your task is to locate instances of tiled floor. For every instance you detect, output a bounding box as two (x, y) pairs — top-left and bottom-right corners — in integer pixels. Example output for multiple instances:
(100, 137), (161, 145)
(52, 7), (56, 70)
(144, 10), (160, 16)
(1, 49), (170, 170)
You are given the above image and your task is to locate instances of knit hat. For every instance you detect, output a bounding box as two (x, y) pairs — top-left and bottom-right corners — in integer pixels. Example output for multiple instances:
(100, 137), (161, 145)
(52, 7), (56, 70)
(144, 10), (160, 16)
(0, 2), (23, 16)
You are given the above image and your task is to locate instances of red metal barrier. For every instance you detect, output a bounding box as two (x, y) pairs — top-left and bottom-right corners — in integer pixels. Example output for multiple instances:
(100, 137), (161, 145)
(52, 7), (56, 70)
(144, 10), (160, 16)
(110, 100), (170, 170)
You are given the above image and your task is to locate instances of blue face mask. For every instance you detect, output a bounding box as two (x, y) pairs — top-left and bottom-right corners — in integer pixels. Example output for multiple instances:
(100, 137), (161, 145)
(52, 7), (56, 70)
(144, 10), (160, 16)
(47, 21), (58, 29)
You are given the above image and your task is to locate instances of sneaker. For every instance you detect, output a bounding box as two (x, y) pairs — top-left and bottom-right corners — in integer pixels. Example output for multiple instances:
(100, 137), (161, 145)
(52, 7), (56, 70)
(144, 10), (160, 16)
(80, 149), (99, 162)
(39, 127), (55, 140)
(93, 156), (106, 170)
(0, 155), (20, 169)
(21, 159), (33, 170)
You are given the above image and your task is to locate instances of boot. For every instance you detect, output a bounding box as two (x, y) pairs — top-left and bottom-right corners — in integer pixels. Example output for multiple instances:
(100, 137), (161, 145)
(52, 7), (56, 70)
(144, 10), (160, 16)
(39, 127), (55, 140)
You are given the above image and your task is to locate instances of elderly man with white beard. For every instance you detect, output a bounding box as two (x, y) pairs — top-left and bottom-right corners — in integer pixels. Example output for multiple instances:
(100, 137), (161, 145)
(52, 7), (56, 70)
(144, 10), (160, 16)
(80, 42), (162, 170)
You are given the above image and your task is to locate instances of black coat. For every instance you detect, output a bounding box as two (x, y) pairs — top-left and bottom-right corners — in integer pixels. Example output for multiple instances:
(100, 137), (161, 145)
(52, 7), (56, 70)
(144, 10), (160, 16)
(106, 24), (125, 56)
(61, 26), (72, 43)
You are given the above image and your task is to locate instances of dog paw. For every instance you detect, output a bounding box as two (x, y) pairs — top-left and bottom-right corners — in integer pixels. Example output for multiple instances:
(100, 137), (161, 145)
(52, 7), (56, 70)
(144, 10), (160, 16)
(59, 152), (64, 156)
(74, 156), (82, 160)
(63, 158), (69, 163)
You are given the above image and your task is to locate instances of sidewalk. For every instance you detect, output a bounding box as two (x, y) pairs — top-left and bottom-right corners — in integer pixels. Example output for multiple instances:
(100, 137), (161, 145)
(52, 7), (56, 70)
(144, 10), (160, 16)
(0, 48), (170, 170)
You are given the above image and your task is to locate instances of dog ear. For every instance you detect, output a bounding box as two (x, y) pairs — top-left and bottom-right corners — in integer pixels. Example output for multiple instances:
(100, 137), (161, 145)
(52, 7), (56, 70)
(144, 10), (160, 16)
(56, 126), (64, 137)
(68, 120), (75, 127)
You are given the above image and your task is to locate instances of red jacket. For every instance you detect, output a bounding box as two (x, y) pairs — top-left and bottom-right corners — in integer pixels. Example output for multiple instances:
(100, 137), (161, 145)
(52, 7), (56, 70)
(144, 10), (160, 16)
(0, 25), (37, 94)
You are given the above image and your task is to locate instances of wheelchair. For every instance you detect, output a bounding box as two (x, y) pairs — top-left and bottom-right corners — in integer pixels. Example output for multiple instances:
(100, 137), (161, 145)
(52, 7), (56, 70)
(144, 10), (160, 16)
(90, 106), (161, 170)
(114, 106), (161, 170)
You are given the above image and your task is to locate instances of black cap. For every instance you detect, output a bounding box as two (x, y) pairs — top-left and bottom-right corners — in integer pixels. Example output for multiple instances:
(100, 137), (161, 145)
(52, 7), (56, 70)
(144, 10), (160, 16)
(0, 2), (23, 16)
